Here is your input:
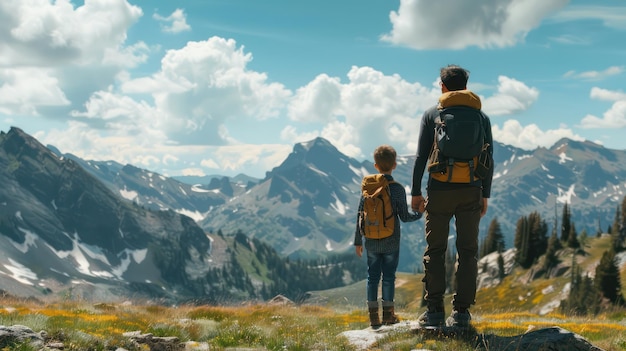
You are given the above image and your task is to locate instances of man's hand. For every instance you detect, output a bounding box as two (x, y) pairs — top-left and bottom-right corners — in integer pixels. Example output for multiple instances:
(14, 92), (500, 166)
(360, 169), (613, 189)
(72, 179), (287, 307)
(412, 195), (425, 213)
(355, 245), (363, 257)
(481, 198), (488, 217)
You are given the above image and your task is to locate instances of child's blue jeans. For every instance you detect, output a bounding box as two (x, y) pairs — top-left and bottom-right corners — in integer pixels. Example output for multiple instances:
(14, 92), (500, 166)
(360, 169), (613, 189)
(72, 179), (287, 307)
(366, 250), (399, 302)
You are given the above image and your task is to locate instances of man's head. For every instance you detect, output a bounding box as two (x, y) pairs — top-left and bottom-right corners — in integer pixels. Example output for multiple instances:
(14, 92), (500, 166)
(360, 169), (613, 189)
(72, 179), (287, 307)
(373, 144), (397, 173)
(440, 65), (469, 91)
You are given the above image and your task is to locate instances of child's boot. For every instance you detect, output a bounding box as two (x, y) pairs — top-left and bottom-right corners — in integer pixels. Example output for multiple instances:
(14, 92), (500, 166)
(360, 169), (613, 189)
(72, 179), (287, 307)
(367, 301), (381, 328)
(382, 300), (400, 325)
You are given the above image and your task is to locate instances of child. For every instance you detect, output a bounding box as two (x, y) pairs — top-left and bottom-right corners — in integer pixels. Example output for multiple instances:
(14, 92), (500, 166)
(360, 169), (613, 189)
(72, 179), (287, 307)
(354, 144), (422, 328)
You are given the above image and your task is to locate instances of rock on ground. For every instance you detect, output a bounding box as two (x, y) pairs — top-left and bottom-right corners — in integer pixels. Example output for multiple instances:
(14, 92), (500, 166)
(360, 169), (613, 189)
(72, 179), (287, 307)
(339, 321), (606, 351)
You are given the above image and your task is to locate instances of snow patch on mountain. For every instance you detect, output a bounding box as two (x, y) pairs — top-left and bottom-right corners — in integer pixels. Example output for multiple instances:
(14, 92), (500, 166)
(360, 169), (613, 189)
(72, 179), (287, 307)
(41, 232), (147, 280)
(191, 184), (211, 193)
(330, 193), (347, 215)
(309, 166), (328, 176)
(12, 229), (37, 253)
(349, 165), (369, 179)
(558, 152), (573, 164)
(325, 239), (334, 252)
(3, 258), (37, 285)
(120, 187), (138, 201)
(177, 208), (205, 222)
(557, 184), (576, 204)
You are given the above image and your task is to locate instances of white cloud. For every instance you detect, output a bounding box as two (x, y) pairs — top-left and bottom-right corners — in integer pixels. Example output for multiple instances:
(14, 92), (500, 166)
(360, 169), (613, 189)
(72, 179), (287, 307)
(285, 66), (436, 159)
(0, 0), (144, 66)
(180, 168), (205, 177)
(202, 144), (292, 176)
(482, 76), (539, 116)
(104, 37), (291, 145)
(0, 0), (149, 118)
(19, 35), (294, 178)
(590, 87), (626, 102)
(153, 9), (191, 34)
(280, 125), (320, 146)
(564, 66), (624, 81)
(492, 119), (584, 150)
(579, 104), (626, 129)
(551, 5), (626, 30)
(288, 74), (342, 123)
(382, 0), (568, 49)
(548, 34), (590, 46)
(0, 68), (70, 115)
(578, 87), (626, 129)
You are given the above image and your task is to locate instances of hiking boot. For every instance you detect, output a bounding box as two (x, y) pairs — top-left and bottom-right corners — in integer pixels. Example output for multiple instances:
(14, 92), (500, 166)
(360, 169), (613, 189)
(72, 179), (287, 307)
(446, 309), (471, 328)
(368, 307), (381, 328)
(417, 310), (445, 327)
(382, 304), (400, 325)
(367, 301), (381, 328)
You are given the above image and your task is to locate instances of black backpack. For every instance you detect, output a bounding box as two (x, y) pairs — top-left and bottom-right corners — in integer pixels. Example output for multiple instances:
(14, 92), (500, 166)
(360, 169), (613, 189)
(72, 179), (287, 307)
(428, 106), (491, 182)
(436, 106), (485, 160)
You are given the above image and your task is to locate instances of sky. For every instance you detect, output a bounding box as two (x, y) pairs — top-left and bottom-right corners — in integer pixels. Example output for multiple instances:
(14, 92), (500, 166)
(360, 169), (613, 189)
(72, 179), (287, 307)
(1, 0), (625, 179)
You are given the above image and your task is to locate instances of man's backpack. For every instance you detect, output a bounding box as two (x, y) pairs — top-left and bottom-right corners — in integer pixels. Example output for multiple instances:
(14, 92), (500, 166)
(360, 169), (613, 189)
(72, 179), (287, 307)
(428, 106), (491, 183)
(359, 174), (396, 240)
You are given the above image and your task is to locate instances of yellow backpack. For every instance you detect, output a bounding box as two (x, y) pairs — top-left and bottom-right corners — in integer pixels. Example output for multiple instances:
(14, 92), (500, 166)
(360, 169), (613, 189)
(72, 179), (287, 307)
(359, 174), (396, 239)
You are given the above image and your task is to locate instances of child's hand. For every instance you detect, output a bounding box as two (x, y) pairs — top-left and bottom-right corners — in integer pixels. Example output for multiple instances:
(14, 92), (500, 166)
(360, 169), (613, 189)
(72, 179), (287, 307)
(355, 245), (363, 257)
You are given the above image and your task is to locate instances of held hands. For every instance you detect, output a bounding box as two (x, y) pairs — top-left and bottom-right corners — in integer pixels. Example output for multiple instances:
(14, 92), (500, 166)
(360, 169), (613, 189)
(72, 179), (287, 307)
(411, 195), (426, 213)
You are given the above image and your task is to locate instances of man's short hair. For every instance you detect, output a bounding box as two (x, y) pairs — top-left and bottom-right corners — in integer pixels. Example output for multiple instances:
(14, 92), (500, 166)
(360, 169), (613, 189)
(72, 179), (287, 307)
(373, 145), (396, 172)
(440, 65), (469, 91)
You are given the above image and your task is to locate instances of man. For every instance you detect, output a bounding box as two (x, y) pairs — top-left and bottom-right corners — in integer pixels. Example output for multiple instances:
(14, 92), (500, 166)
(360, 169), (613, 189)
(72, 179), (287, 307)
(411, 64), (494, 328)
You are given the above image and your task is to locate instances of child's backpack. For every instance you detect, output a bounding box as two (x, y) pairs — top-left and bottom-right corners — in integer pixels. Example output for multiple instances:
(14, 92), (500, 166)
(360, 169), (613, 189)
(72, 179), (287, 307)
(359, 174), (396, 239)
(428, 106), (492, 183)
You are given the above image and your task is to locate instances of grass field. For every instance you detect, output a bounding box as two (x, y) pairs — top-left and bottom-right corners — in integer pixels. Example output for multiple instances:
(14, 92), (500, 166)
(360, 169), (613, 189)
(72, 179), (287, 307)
(1, 271), (625, 351)
(0, 297), (624, 350)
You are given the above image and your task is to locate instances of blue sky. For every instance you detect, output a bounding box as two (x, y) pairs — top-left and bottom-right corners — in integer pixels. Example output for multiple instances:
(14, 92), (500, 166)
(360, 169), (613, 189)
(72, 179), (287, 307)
(1, 0), (625, 178)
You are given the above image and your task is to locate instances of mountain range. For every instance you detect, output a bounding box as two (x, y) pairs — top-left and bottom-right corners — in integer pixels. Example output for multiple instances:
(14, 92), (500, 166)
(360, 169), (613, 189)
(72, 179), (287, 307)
(1, 126), (626, 302)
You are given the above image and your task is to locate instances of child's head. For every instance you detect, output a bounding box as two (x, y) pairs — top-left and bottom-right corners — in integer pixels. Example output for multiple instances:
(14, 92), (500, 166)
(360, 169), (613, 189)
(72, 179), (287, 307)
(373, 145), (397, 173)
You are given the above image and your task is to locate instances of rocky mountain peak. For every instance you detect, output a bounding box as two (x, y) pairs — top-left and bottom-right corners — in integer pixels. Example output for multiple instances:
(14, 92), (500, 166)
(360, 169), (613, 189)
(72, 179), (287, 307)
(0, 126), (214, 301)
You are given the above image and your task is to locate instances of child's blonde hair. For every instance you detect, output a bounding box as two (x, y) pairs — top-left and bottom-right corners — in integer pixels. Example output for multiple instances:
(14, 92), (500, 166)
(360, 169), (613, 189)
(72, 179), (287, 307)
(373, 145), (396, 172)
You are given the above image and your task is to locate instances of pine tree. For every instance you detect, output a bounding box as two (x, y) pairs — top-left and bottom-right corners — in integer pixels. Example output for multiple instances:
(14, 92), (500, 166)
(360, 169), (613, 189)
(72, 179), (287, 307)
(560, 259), (601, 316)
(514, 212), (547, 269)
(579, 229), (588, 247)
(529, 211), (548, 258)
(622, 196), (626, 228)
(482, 217), (505, 257)
(497, 252), (506, 280)
(567, 222), (580, 249)
(560, 202), (571, 242)
(615, 196), (626, 252)
(595, 249), (624, 304)
(542, 231), (561, 276)
(514, 211), (548, 268)
(612, 205), (621, 235)
(514, 216), (531, 268)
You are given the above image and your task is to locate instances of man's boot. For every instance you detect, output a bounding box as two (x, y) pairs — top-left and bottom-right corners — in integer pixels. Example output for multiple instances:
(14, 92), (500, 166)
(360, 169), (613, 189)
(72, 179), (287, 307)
(367, 301), (381, 328)
(382, 301), (400, 325)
